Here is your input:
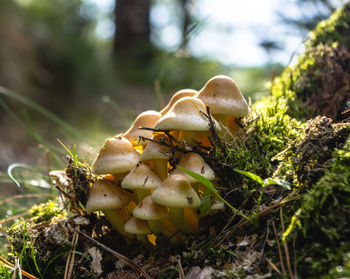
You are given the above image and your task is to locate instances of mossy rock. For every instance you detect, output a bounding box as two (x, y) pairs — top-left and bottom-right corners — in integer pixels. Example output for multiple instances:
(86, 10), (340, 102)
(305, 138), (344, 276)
(268, 2), (350, 120)
(290, 135), (350, 278)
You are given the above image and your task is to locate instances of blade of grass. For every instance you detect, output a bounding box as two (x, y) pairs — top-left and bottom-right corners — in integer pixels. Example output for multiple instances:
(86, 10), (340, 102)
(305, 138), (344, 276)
(0, 86), (82, 139)
(0, 256), (38, 279)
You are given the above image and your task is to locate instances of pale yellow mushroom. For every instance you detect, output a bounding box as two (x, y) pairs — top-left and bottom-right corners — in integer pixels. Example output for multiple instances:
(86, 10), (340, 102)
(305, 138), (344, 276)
(152, 174), (200, 234)
(160, 89), (197, 115)
(195, 75), (250, 136)
(91, 136), (140, 175)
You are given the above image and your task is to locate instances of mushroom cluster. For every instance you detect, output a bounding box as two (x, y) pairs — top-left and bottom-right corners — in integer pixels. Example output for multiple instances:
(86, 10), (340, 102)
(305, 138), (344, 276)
(86, 75), (250, 245)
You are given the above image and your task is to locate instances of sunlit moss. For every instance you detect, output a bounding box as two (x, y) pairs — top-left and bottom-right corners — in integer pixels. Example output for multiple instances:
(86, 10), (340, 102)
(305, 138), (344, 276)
(267, 1), (350, 120)
(224, 98), (304, 183)
(289, 136), (350, 277)
(30, 199), (66, 223)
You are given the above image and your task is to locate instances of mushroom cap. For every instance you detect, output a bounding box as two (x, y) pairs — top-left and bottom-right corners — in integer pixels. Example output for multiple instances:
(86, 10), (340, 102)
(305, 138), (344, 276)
(139, 134), (171, 161)
(91, 136), (140, 175)
(121, 163), (162, 190)
(152, 174), (201, 208)
(195, 75), (250, 117)
(124, 217), (151, 234)
(160, 89), (198, 115)
(172, 153), (215, 183)
(154, 97), (217, 132)
(85, 179), (131, 213)
(133, 196), (169, 221)
(123, 110), (162, 145)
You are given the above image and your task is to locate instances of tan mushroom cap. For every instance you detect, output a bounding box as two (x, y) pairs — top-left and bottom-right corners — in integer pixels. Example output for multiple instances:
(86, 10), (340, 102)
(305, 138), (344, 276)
(123, 110), (162, 145)
(160, 89), (198, 115)
(195, 75), (250, 117)
(133, 196), (169, 221)
(121, 163), (162, 190)
(91, 136), (140, 175)
(155, 97), (217, 132)
(124, 217), (151, 234)
(172, 153), (215, 184)
(139, 134), (171, 161)
(152, 174), (200, 208)
(85, 179), (131, 213)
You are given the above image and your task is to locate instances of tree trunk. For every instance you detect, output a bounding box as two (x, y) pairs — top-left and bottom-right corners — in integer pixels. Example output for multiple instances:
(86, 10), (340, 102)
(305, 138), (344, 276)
(113, 0), (152, 62)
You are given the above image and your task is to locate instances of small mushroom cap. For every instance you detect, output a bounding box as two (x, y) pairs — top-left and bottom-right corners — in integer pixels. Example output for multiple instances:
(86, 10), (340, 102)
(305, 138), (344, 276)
(121, 163), (162, 190)
(133, 196), (169, 220)
(91, 136), (140, 175)
(172, 153), (215, 183)
(123, 110), (162, 145)
(152, 174), (201, 208)
(85, 179), (131, 213)
(124, 217), (151, 234)
(160, 89), (198, 115)
(195, 75), (250, 117)
(155, 97), (218, 132)
(139, 134), (171, 161)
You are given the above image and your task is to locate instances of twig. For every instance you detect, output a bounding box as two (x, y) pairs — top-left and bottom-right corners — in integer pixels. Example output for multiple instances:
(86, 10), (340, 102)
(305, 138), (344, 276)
(75, 229), (151, 279)
(214, 196), (250, 247)
(215, 193), (301, 245)
(272, 220), (286, 275)
(202, 106), (228, 157)
(139, 127), (180, 144)
(266, 258), (282, 276)
(280, 207), (294, 279)
(177, 257), (185, 279)
(259, 221), (270, 264)
(0, 256), (38, 279)
(64, 225), (80, 279)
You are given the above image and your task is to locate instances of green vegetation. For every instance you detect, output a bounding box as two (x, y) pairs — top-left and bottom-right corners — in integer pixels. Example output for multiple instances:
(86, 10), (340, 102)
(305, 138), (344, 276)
(1, 1), (350, 279)
(286, 135), (350, 278)
(269, 1), (350, 120)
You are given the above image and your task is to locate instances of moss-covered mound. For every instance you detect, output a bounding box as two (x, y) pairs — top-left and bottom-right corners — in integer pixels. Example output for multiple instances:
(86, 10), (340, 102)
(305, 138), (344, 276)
(292, 135), (350, 278)
(270, 2), (350, 120)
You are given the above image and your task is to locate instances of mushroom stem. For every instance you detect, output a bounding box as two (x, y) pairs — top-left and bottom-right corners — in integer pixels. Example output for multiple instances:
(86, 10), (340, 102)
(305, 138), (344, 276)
(135, 189), (150, 203)
(213, 114), (229, 128)
(169, 207), (196, 234)
(103, 209), (133, 238)
(180, 130), (197, 145)
(153, 159), (168, 181)
(136, 234), (150, 245)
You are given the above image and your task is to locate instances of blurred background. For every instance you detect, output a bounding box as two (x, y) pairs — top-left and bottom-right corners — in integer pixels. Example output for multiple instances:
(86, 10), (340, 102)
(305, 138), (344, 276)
(0, 0), (345, 213)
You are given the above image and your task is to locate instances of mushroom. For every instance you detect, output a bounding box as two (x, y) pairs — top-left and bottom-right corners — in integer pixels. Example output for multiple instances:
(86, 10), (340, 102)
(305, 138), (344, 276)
(172, 152), (215, 193)
(91, 136), (140, 175)
(151, 174), (200, 234)
(123, 110), (162, 148)
(154, 97), (219, 145)
(139, 133), (171, 180)
(85, 179), (132, 237)
(160, 89), (197, 115)
(133, 196), (176, 236)
(124, 216), (151, 244)
(121, 162), (163, 202)
(195, 75), (250, 136)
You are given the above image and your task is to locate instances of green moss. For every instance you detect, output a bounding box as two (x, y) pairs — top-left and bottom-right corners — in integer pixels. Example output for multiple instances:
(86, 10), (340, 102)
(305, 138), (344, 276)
(290, 136), (350, 277)
(269, 2), (350, 120)
(275, 117), (350, 187)
(307, 3), (350, 48)
(30, 199), (66, 223)
(223, 98), (303, 187)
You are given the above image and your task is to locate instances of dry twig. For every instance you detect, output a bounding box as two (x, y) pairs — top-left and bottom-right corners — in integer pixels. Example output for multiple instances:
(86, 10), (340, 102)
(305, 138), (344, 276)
(75, 229), (151, 279)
